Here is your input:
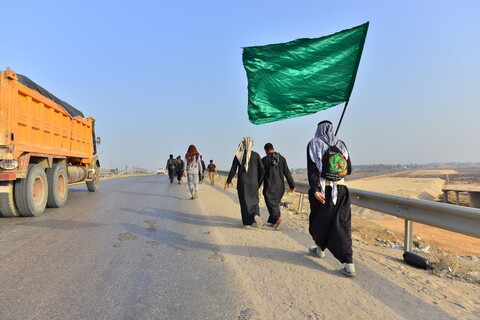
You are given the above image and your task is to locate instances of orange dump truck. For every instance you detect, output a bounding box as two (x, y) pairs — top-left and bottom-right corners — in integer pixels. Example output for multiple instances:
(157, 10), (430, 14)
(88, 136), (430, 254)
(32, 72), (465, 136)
(0, 68), (100, 217)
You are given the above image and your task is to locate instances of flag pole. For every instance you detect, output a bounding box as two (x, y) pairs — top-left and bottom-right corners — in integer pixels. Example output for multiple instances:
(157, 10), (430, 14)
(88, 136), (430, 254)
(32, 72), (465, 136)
(335, 100), (349, 136)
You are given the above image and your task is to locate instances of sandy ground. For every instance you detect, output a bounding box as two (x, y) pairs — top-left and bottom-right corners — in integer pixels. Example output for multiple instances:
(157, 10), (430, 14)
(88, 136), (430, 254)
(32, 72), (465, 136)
(348, 176), (446, 202)
(369, 219), (480, 257)
(190, 175), (479, 319)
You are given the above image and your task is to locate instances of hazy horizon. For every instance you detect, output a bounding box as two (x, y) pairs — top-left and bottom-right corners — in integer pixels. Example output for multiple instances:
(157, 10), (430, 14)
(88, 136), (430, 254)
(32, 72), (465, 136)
(2, 1), (479, 172)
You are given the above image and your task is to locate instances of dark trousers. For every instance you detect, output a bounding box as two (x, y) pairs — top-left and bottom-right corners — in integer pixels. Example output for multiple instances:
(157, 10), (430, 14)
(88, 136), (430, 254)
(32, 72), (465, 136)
(264, 196), (281, 224)
(238, 188), (260, 225)
(168, 169), (175, 183)
(176, 171), (183, 182)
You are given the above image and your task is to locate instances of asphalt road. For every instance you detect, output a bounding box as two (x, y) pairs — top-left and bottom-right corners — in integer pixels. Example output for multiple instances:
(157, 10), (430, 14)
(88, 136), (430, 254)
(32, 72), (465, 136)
(0, 175), (244, 320)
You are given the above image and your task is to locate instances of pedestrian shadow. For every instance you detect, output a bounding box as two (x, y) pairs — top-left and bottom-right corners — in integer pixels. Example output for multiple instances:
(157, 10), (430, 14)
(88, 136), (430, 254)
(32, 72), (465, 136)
(21, 219), (104, 230)
(134, 178), (170, 184)
(117, 191), (184, 200)
(285, 229), (453, 318)
(119, 222), (341, 275)
(116, 206), (241, 230)
(117, 221), (455, 318)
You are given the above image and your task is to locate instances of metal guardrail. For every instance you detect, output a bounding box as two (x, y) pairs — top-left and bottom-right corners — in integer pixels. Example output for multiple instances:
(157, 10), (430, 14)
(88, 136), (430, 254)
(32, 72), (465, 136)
(295, 180), (480, 252)
(218, 170), (480, 252)
(443, 184), (480, 208)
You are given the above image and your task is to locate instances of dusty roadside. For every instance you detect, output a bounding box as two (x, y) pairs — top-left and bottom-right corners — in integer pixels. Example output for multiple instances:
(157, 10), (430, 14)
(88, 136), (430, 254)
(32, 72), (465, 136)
(193, 176), (479, 319)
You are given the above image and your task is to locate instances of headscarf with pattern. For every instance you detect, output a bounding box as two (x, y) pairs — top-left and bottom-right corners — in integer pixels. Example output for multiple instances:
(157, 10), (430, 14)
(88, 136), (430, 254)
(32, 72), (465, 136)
(308, 121), (349, 204)
(235, 137), (254, 172)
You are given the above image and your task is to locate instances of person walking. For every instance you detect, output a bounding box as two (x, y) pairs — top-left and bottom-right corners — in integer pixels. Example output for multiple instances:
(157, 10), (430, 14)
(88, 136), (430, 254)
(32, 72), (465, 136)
(306, 120), (354, 277)
(166, 154), (177, 184)
(207, 159), (217, 185)
(176, 156), (184, 184)
(262, 143), (296, 230)
(224, 137), (264, 228)
(199, 155), (207, 184)
(184, 145), (202, 199)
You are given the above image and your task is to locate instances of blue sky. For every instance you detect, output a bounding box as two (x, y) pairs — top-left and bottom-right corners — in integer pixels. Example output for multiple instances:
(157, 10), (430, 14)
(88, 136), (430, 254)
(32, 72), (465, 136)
(1, 1), (479, 171)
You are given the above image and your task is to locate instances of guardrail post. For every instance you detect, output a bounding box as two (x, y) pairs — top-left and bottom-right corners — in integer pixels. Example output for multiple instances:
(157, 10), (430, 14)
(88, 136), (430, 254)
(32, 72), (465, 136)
(455, 191), (460, 205)
(297, 193), (305, 213)
(470, 192), (480, 208)
(443, 190), (448, 203)
(404, 219), (413, 253)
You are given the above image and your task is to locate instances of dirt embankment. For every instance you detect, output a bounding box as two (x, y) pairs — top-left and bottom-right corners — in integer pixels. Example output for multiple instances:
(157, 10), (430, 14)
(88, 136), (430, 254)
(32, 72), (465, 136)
(196, 173), (479, 319)
(284, 171), (480, 278)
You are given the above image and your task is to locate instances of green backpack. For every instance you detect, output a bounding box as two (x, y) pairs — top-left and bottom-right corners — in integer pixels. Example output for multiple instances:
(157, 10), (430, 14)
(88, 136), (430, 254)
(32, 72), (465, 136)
(321, 145), (349, 181)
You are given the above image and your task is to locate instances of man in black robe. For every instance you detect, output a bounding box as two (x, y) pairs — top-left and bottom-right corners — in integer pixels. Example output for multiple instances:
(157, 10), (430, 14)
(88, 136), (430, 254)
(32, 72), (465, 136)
(262, 143), (295, 230)
(307, 121), (355, 277)
(166, 154), (178, 184)
(176, 156), (184, 184)
(225, 137), (264, 228)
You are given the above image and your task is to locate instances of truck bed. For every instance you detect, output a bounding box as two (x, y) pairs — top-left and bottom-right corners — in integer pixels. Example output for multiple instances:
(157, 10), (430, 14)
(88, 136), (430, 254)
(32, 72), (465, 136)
(0, 68), (94, 161)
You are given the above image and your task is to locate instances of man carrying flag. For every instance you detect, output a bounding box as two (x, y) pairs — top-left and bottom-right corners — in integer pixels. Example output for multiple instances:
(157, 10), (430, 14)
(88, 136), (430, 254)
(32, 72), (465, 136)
(242, 23), (369, 276)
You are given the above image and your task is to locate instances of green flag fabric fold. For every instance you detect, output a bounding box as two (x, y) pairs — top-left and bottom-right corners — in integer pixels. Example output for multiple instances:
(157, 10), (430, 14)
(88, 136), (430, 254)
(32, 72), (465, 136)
(243, 22), (369, 125)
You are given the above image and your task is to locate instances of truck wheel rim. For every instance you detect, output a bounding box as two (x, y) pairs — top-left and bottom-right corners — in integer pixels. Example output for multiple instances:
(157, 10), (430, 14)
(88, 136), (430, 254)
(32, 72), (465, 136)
(33, 177), (45, 205)
(58, 174), (67, 197)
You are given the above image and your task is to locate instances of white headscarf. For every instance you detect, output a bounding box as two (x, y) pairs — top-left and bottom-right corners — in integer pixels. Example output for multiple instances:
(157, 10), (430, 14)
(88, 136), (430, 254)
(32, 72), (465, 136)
(308, 121), (349, 204)
(235, 137), (254, 172)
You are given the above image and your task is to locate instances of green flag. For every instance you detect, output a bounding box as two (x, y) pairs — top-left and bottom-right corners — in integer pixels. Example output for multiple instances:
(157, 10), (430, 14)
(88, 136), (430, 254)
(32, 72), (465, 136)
(243, 22), (369, 125)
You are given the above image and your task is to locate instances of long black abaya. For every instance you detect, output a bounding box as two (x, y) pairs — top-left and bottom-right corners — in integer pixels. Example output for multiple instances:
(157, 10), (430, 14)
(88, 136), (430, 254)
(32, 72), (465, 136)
(166, 158), (177, 183)
(308, 186), (353, 263)
(262, 152), (295, 224)
(307, 144), (353, 264)
(227, 151), (264, 225)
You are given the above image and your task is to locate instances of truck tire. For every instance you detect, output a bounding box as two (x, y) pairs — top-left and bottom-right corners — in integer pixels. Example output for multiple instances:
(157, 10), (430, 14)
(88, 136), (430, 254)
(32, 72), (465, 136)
(86, 163), (99, 192)
(46, 163), (68, 208)
(14, 164), (48, 217)
(0, 182), (21, 217)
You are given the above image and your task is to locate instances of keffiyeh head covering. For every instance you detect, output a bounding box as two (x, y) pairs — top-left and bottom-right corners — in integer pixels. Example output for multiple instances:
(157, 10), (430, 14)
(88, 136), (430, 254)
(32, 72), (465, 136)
(308, 121), (349, 204)
(235, 137), (254, 172)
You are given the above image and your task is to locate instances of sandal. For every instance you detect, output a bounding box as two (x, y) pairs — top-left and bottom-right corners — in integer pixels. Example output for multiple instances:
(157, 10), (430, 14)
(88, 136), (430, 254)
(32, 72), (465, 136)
(274, 217), (283, 230)
(254, 215), (263, 228)
(341, 264), (356, 277)
(308, 246), (325, 258)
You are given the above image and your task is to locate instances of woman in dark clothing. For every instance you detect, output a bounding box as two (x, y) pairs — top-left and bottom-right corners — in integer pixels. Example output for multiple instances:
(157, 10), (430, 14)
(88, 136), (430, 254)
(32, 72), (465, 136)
(225, 137), (265, 228)
(307, 121), (355, 277)
(176, 156), (184, 184)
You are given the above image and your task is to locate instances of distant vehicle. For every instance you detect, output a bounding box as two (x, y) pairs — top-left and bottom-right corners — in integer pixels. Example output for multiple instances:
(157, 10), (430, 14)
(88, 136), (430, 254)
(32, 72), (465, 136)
(157, 168), (165, 175)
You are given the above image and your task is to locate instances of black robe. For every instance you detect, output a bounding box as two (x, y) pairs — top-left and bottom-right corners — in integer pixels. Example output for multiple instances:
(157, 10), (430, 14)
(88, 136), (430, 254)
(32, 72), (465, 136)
(176, 160), (184, 181)
(166, 158), (178, 183)
(227, 151), (264, 225)
(307, 143), (353, 264)
(262, 152), (295, 224)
